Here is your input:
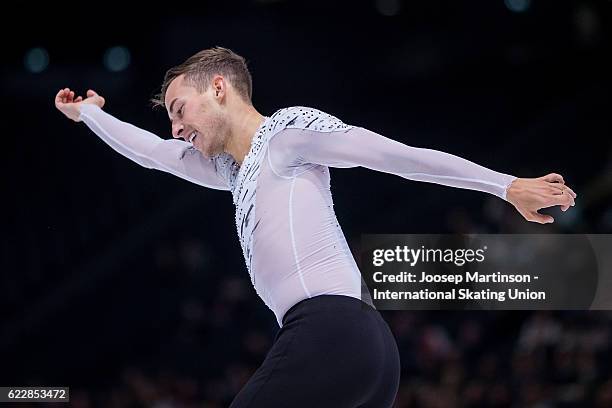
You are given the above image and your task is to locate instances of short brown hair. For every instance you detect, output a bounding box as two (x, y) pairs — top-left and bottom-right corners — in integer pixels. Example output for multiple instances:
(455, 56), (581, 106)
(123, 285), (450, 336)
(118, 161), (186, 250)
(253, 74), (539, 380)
(151, 46), (253, 109)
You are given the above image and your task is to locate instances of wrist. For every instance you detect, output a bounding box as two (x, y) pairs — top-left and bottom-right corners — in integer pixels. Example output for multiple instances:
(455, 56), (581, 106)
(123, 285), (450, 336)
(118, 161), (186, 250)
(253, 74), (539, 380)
(77, 102), (97, 121)
(504, 177), (520, 203)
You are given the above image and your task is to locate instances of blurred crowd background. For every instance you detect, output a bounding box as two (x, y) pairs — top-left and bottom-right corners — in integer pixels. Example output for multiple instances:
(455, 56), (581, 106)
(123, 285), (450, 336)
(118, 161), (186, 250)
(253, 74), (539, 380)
(2, 0), (611, 406)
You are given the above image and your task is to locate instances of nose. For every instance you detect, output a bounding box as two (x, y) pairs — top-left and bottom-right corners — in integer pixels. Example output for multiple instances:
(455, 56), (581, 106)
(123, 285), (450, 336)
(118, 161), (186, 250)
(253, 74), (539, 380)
(172, 123), (185, 139)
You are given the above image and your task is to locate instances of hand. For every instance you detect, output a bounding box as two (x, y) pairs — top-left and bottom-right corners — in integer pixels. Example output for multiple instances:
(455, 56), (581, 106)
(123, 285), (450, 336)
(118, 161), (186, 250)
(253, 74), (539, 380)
(54, 88), (105, 122)
(505, 173), (577, 224)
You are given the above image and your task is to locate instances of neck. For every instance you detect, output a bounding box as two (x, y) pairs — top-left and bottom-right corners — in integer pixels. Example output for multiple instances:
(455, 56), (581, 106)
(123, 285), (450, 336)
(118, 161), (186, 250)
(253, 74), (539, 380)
(224, 104), (265, 165)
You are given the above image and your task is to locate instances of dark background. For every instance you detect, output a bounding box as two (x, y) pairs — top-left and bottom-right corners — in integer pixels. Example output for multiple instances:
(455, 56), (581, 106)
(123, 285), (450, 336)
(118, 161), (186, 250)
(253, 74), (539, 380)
(2, 1), (612, 406)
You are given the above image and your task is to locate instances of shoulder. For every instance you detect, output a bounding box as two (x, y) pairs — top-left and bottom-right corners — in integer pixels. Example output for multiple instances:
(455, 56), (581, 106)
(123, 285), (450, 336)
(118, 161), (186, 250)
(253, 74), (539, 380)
(266, 106), (353, 134)
(265, 107), (356, 177)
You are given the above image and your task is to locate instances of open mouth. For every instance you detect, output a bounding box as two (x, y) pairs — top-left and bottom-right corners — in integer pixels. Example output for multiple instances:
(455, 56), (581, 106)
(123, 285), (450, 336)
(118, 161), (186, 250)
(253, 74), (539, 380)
(189, 131), (198, 144)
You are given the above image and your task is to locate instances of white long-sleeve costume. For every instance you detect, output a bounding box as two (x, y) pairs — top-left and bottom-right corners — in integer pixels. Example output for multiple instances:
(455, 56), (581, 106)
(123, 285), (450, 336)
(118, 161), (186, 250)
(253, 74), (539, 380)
(79, 104), (517, 326)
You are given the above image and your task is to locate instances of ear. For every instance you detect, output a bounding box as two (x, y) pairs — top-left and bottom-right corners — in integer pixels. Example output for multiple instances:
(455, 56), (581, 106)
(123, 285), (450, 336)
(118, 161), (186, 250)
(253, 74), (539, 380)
(212, 75), (225, 100)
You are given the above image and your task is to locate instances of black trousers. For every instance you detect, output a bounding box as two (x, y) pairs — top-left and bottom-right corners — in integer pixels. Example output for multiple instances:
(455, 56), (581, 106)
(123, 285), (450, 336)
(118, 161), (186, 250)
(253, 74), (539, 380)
(229, 295), (401, 407)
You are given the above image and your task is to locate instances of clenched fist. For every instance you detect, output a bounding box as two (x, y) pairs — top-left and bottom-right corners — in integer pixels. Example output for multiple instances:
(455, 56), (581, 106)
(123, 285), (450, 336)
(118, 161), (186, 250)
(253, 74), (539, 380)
(54, 88), (105, 122)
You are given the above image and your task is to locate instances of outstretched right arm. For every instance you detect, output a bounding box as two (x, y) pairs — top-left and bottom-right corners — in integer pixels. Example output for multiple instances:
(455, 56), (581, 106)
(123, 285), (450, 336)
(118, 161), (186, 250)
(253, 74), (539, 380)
(55, 88), (230, 191)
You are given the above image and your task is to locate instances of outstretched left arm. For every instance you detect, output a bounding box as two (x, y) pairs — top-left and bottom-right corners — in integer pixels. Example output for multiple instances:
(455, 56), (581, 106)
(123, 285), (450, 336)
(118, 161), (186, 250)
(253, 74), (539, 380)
(273, 126), (576, 224)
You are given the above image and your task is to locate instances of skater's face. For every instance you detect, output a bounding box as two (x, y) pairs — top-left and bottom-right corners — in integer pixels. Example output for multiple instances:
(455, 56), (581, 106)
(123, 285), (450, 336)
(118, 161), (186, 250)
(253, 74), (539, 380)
(166, 74), (230, 158)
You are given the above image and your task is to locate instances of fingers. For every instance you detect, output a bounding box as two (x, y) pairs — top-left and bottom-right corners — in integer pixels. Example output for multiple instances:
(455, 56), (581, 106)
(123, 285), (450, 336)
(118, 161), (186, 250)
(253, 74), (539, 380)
(56, 88), (92, 107)
(529, 211), (554, 224)
(548, 183), (577, 201)
(56, 88), (77, 105)
(542, 192), (574, 209)
(541, 173), (577, 198)
(54, 89), (64, 107)
(542, 173), (564, 184)
(86, 89), (105, 108)
(520, 208), (554, 224)
(543, 174), (577, 209)
(551, 183), (577, 199)
(561, 188), (576, 206)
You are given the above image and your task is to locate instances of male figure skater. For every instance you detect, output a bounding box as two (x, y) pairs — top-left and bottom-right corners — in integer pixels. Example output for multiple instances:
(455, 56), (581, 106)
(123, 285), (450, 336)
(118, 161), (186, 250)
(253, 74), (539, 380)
(55, 47), (576, 407)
